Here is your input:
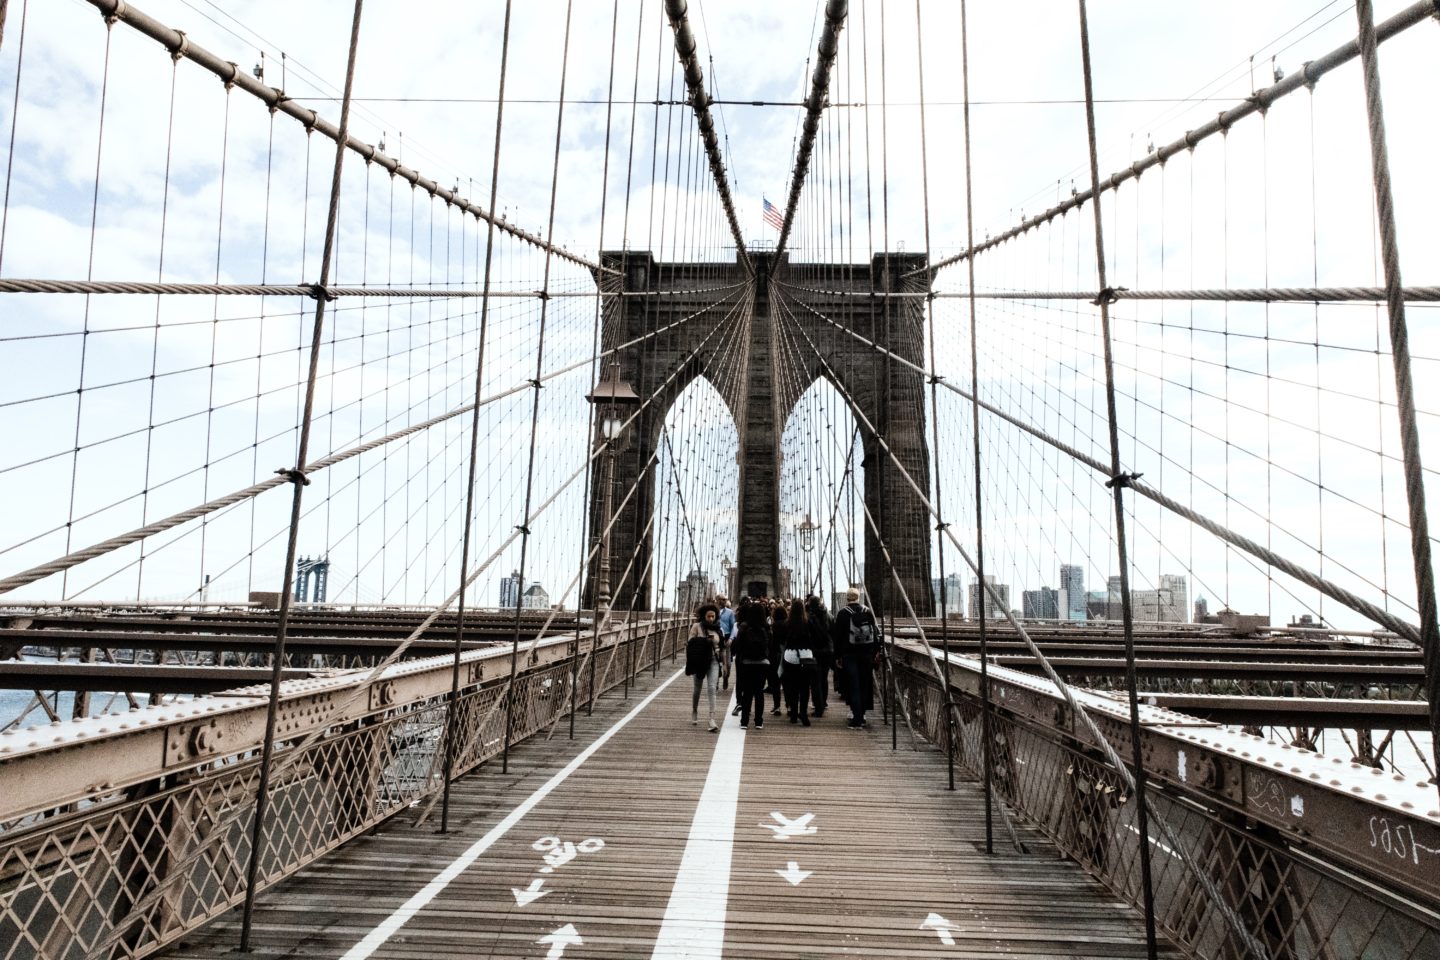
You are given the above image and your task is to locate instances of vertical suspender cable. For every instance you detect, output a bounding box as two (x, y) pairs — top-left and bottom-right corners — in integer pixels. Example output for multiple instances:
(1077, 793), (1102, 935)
(240, 0), (365, 949)
(570, 0), (628, 739)
(0, 0), (29, 273)
(1352, 0), (1440, 806)
(440, 0), (513, 833)
(957, 0), (995, 854)
(911, 0), (956, 792)
(504, 0), (576, 776)
(1074, 2), (1157, 955)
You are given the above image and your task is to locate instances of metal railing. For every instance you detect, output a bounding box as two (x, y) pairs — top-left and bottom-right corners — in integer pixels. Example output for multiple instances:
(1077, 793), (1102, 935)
(889, 643), (1440, 959)
(0, 617), (683, 960)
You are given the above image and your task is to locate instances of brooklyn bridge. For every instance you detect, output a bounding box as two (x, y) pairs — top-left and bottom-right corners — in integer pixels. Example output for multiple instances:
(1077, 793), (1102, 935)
(1, 0), (1438, 957)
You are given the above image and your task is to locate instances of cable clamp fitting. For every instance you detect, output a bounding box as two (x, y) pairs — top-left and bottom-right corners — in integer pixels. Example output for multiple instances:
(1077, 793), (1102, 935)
(1299, 60), (1318, 91)
(1105, 471), (1143, 490)
(515, 525), (531, 535)
(527, 378), (543, 389)
(171, 29), (190, 62)
(308, 283), (335, 302)
(1092, 286), (1127, 306)
(935, 521), (950, 532)
(275, 467), (311, 487)
(928, 374), (945, 385)
(535, 289), (550, 301)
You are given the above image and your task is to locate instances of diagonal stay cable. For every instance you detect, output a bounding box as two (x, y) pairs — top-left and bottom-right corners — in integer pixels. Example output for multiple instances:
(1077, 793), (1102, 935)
(80, 285), (751, 959)
(84, 0), (616, 276)
(0, 286), (747, 597)
(778, 283), (1422, 643)
(910, 0), (1440, 281)
(777, 290), (1270, 958)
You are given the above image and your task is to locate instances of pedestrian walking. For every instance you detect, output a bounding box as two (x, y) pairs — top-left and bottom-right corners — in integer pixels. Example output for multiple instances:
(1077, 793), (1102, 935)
(804, 594), (832, 718)
(766, 601), (786, 716)
(780, 598), (816, 725)
(733, 601), (770, 729)
(685, 603), (727, 732)
(832, 586), (880, 728)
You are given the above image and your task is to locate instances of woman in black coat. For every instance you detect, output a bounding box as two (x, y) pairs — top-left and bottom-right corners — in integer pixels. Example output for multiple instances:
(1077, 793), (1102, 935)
(733, 601), (771, 728)
(804, 595), (833, 718)
(779, 598), (816, 725)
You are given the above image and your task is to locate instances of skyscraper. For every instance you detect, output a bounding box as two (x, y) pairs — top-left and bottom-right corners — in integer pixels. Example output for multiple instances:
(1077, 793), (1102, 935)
(1059, 564), (1085, 621)
(932, 572), (963, 618)
(1159, 574), (1189, 623)
(969, 576), (1010, 621)
(1022, 587), (1059, 619)
(499, 570), (523, 609)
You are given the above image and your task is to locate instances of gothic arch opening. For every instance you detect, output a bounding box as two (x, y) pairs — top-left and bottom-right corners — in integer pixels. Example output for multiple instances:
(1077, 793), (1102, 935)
(651, 375), (739, 613)
(779, 376), (865, 610)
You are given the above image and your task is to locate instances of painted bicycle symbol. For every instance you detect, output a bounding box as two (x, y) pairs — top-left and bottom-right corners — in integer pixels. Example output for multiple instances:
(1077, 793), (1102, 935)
(533, 835), (605, 874)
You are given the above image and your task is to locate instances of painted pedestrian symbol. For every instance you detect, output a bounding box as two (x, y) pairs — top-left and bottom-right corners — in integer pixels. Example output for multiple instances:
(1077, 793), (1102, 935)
(920, 912), (960, 946)
(761, 811), (817, 840)
(533, 835), (605, 874)
(775, 860), (811, 885)
(537, 923), (583, 959)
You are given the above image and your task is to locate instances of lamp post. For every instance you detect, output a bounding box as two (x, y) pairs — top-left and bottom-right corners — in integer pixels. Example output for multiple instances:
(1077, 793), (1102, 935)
(586, 361), (640, 615)
(798, 511), (818, 597)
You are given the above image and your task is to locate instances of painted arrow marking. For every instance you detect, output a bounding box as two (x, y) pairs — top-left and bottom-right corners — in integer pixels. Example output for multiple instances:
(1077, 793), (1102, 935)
(775, 860), (811, 885)
(761, 811), (816, 840)
(920, 912), (959, 947)
(537, 923), (582, 959)
(511, 878), (550, 907)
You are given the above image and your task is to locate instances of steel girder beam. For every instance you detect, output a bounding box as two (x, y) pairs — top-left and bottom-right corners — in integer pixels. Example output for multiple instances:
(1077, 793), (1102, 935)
(0, 662), (314, 693)
(0, 626), (637, 823)
(891, 642), (1440, 908)
(1123, 692), (1430, 730)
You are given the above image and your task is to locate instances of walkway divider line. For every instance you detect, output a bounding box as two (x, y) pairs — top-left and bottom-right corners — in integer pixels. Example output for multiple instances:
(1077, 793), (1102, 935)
(650, 708), (746, 959)
(340, 668), (685, 960)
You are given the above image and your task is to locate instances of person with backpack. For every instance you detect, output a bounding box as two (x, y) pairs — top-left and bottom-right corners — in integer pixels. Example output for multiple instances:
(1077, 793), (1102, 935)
(733, 601), (771, 729)
(685, 603), (727, 732)
(832, 586), (880, 728)
(803, 594), (833, 718)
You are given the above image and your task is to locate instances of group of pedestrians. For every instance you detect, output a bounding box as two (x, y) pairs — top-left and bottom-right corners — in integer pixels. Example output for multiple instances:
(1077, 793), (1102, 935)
(685, 587), (883, 732)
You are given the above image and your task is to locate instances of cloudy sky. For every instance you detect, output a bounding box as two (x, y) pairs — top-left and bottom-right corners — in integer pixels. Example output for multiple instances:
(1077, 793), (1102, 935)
(1, 0), (1436, 634)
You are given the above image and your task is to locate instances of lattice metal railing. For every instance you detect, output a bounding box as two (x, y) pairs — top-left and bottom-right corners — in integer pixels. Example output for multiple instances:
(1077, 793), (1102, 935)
(890, 644), (1440, 960)
(0, 618), (683, 960)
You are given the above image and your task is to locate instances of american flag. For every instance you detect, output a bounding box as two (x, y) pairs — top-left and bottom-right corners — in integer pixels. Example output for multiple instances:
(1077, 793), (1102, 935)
(762, 197), (784, 231)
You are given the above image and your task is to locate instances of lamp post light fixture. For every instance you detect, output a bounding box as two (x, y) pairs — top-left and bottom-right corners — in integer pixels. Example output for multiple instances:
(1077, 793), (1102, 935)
(797, 512), (818, 596)
(586, 361), (640, 614)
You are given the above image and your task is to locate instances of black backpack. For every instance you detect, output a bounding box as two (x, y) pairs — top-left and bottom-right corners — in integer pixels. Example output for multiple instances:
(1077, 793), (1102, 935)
(847, 606), (878, 646)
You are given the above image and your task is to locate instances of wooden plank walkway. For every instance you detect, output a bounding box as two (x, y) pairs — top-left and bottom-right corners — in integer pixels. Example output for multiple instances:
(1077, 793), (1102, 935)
(168, 667), (1178, 959)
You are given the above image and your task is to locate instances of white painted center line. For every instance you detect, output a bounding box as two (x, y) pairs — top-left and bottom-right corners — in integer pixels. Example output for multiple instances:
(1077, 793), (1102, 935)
(339, 669), (684, 960)
(650, 713), (746, 960)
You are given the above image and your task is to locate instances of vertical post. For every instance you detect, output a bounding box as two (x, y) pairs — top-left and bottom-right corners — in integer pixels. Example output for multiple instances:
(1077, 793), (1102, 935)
(1353, 0), (1440, 802)
(1075, 1), (1157, 955)
(239, 3), (365, 950)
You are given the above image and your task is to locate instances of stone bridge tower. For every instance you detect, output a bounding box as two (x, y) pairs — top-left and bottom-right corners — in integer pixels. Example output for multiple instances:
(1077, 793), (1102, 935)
(585, 250), (934, 620)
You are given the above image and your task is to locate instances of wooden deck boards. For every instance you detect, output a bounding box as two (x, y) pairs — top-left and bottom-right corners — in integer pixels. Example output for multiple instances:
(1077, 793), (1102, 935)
(166, 667), (1177, 958)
